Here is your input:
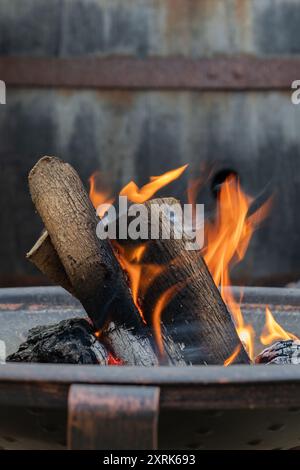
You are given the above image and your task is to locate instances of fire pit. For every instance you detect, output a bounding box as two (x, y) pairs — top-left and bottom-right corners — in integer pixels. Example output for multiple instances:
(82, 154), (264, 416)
(1, 285), (300, 450)
(1, 156), (299, 451)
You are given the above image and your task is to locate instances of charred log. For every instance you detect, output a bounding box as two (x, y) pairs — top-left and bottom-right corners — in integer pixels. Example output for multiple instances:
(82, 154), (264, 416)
(255, 340), (300, 365)
(7, 318), (110, 365)
(26, 231), (183, 366)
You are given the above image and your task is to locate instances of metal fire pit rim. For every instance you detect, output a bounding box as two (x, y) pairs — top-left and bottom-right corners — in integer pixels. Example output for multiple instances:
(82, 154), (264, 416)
(1, 284), (300, 413)
(1, 287), (300, 450)
(1, 284), (299, 307)
(0, 284), (300, 386)
(2, 364), (300, 413)
(1, 362), (300, 386)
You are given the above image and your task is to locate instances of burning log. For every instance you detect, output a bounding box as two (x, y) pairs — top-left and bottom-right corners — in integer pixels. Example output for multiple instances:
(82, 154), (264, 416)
(115, 198), (250, 365)
(28, 156), (131, 330)
(27, 157), (184, 366)
(25, 156), (249, 366)
(7, 318), (110, 364)
(27, 229), (184, 366)
(255, 340), (300, 365)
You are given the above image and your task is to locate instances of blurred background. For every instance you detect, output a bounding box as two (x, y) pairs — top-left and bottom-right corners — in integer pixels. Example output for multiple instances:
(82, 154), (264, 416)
(0, 0), (300, 288)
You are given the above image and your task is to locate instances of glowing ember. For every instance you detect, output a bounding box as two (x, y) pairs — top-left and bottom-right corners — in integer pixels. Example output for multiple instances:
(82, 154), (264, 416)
(108, 353), (123, 366)
(94, 330), (123, 365)
(260, 306), (298, 346)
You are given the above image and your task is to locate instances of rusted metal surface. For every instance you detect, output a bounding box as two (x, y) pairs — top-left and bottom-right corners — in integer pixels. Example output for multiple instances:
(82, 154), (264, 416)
(1, 89), (300, 287)
(1, 57), (300, 90)
(68, 385), (159, 449)
(1, 1), (300, 287)
(0, 285), (300, 412)
(2, 391), (300, 450)
(3, 365), (300, 412)
(0, 405), (66, 450)
(1, 0), (300, 58)
(4, 360), (300, 388)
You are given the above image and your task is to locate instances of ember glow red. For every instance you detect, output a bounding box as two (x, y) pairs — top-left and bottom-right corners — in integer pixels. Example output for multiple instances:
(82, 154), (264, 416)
(107, 353), (123, 366)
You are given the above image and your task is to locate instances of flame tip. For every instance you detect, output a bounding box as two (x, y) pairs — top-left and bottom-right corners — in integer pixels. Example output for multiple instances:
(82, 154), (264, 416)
(260, 305), (298, 346)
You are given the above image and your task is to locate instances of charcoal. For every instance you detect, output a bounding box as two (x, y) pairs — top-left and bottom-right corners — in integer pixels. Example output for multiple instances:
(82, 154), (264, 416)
(255, 340), (300, 365)
(7, 318), (109, 364)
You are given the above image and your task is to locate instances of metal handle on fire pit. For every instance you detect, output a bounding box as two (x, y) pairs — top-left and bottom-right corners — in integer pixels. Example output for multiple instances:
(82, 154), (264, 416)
(67, 384), (160, 450)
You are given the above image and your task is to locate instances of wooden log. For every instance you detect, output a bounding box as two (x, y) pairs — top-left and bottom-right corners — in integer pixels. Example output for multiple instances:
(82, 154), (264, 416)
(255, 340), (300, 365)
(28, 156), (126, 330)
(27, 194), (248, 364)
(26, 230), (186, 365)
(28, 157), (248, 365)
(115, 198), (250, 365)
(27, 157), (185, 366)
(27, 230), (74, 295)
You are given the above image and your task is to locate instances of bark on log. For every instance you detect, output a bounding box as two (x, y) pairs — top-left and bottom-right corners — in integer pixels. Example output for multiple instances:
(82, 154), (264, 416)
(28, 156), (126, 330)
(27, 157), (248, 365)
(27, 157), (184, 366)
(27, 230), (74, 295)
(115, 198), (250, 365)
(25, 230), (184, 365)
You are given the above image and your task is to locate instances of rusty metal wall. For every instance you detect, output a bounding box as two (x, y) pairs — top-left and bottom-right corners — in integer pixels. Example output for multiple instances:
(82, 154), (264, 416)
(0, 0), (300, 286)
(1, 0), (300, 58)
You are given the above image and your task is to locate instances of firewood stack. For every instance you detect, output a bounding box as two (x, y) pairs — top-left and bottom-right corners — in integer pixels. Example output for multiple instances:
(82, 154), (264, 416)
(8, 157), (250, 366)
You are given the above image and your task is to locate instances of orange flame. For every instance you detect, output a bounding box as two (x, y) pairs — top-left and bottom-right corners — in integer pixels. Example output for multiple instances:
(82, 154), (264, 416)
(260, 306), (298, 346)
(120, 165), (188, 203)
(114, 244), (146, 321)
(114, 165), (188, 344)
(224, 344), (242, 367)
(90, 164), (188, 340)
(152, 284), (180, 357)
(89, 171), (114, 217)
(114, 242), (166, 324)
(89, 166), (297, 364)
(203, 174), (271, 361)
